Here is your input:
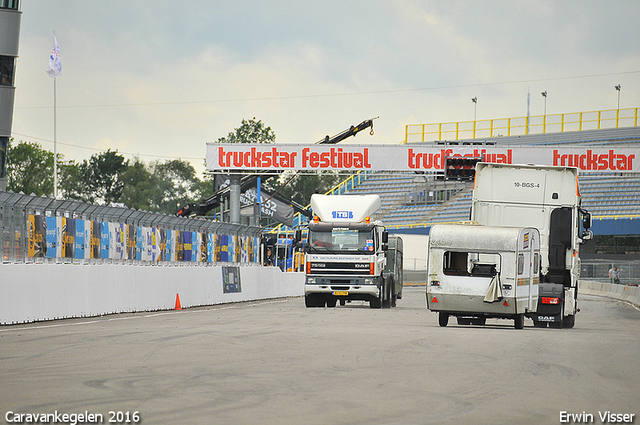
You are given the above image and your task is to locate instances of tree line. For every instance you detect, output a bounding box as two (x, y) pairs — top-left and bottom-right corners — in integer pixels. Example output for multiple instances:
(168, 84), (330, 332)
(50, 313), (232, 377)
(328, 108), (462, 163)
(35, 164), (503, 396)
(6, 140), (212, 215)
(4, 118), (342, 217)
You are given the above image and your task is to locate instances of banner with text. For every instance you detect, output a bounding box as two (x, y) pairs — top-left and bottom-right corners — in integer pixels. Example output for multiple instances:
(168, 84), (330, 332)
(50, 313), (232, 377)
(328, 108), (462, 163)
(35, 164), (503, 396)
(206, 144), (638, 173)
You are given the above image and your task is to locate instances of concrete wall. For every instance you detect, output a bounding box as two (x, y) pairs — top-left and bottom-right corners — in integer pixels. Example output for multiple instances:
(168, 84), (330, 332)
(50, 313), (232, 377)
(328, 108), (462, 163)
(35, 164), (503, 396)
(0, 264), (304, 325)
(391, 233), (428, 271)
(580, 280), (640, 307)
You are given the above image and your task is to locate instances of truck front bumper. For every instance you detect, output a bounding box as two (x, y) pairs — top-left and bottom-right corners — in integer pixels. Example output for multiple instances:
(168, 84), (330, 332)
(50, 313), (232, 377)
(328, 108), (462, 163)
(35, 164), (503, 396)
(305, 275), (382, 300)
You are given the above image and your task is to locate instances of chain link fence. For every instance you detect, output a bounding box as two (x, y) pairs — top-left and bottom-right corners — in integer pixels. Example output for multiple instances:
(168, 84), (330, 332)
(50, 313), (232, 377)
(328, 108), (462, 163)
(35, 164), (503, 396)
(1, 191), (262, 265)
(581, 260), (640, 287)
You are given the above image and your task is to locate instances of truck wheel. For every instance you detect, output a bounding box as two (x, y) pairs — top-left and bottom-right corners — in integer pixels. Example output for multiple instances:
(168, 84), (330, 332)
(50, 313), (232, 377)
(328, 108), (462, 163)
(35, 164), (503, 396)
(326, 298), (337, 308)
(438, 313), (449, 327)
(305, 294), (323, 308)
(371, 282), (384, 309)
(390, 278), (397, 307)
(382, 278), (393, 309)
(562, 314), (575, 329)
(304, 295), (314, 307)
(514, 314), (524, 329)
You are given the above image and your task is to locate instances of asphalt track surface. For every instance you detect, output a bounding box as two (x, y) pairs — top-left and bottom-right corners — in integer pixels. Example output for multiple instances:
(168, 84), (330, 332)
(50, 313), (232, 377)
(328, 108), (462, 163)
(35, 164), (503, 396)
(1, 287), (639, 425)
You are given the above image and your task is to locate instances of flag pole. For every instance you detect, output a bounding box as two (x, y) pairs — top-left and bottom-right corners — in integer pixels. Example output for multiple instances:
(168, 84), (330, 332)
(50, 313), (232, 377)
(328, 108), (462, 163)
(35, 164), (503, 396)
(53, 76), (57, 198)
(47, 31), (61, 199)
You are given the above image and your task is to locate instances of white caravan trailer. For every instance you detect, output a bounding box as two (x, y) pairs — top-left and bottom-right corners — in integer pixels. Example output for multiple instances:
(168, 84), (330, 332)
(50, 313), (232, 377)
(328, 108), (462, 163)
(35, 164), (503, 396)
(426, 223), (540, 329)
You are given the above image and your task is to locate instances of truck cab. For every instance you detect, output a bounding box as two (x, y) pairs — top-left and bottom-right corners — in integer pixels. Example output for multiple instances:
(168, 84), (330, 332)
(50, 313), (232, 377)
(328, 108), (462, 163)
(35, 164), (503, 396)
(302, 194), (400, 308)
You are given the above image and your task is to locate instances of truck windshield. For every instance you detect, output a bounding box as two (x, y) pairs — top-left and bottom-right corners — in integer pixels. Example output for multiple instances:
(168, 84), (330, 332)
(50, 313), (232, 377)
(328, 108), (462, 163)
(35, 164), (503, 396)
(308, 228), (376, 253)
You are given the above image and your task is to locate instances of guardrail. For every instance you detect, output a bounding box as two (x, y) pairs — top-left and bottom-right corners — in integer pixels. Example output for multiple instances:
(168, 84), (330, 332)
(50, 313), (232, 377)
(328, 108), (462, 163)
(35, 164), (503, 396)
(0, 191), (262, 265)
(405, 107), (639, 143)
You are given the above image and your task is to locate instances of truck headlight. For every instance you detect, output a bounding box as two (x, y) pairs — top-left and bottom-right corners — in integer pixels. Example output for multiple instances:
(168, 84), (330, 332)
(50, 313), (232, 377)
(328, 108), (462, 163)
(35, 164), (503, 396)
(364, 278), (374, 285)
(306, 277), (316, 284)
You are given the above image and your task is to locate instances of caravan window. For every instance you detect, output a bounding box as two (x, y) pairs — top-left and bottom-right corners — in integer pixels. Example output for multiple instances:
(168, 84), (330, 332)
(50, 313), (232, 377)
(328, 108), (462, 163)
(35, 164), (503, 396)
(443, 251), (500, 276)
(443, 251), (468, 275)
(518, 253), (524, 275)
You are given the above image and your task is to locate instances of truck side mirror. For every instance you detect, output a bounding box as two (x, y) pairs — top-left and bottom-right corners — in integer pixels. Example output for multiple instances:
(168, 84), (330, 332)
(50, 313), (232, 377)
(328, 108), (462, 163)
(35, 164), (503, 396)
(295, 230), (302, 242)
(382, 231), (389, 244)
(582, 212), (592, 230)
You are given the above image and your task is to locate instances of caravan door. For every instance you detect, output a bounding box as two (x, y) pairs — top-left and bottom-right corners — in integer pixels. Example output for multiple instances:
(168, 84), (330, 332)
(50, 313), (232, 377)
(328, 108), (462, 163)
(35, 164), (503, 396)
(517, 228), (540, 313)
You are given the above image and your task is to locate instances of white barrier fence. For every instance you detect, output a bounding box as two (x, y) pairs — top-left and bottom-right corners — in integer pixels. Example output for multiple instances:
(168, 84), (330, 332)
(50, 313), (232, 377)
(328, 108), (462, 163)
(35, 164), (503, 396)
(580, 280), (640, 307)
(2, 268), (634, 326)
(0, 264), (304, 325)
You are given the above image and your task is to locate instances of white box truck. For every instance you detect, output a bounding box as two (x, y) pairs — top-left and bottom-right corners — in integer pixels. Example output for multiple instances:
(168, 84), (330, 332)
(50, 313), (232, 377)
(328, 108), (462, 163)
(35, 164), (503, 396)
(426, 223), (540, 329)
(301, 194), (402, 308)
(470, 163), (592, 328)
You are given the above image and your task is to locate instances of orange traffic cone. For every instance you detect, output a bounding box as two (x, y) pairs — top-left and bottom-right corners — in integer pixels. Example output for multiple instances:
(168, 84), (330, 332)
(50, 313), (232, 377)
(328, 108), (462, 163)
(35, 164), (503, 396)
(174, 293), (182, 310)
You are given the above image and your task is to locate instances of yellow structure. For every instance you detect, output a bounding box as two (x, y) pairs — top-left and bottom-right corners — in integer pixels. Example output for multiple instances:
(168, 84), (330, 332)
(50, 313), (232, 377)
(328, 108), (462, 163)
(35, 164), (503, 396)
(405, 107), (640, 143)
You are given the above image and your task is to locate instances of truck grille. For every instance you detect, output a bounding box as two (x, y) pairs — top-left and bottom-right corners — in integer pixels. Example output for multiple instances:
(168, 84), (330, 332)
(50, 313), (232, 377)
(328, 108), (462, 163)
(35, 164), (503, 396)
(308, 262), (371, 275)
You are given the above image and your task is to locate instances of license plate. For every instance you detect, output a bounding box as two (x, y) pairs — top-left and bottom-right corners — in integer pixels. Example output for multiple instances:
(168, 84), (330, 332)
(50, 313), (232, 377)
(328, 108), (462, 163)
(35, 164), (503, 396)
(333, 291), (349, 296)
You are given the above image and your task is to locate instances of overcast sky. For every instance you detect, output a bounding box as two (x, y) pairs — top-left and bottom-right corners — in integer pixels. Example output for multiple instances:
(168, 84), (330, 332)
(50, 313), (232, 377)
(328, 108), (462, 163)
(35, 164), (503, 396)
(11, 0), (640, 175)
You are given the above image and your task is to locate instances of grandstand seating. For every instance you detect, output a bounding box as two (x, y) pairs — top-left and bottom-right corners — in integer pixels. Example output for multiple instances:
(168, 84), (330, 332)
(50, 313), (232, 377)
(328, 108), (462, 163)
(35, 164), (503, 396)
(579, 171), (640, 215)
(346, 171), (474, 227)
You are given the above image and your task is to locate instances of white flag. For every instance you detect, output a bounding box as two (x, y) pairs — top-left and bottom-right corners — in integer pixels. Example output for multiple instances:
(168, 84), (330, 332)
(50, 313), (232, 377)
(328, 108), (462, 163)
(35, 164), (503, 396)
(46, 34), (62, 78)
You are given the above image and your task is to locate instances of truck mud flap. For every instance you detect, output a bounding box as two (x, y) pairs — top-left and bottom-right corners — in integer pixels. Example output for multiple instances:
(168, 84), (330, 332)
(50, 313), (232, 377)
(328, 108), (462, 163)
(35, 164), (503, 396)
(531, 313), (562, 328)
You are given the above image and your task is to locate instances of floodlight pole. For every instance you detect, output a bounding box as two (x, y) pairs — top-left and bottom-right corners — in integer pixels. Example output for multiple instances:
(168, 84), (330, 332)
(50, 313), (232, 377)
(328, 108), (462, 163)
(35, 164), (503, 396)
(541, 91), (548, 133)
(615, 85), (621, 127)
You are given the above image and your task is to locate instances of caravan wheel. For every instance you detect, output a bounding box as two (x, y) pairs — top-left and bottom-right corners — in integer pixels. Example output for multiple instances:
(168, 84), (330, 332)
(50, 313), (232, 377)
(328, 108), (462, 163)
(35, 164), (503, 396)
(514, 314), (524, 329)
(438, 313), (449, 327)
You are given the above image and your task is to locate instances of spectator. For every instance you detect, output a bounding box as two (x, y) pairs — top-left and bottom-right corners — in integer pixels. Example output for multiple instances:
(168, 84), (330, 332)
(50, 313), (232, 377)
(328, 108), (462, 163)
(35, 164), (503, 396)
(609, 266), (620, 284)
(609, 266), (614, 283)
(611, 266), (620, 284)
(265, 247), (273, 266)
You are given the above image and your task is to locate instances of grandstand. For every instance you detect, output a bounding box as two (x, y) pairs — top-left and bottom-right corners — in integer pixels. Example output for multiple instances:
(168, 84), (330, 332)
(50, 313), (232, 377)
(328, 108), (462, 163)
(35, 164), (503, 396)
(271, 109), (640, 239)
(346, 172), (473, 227)
(266, 112), (640, 283)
